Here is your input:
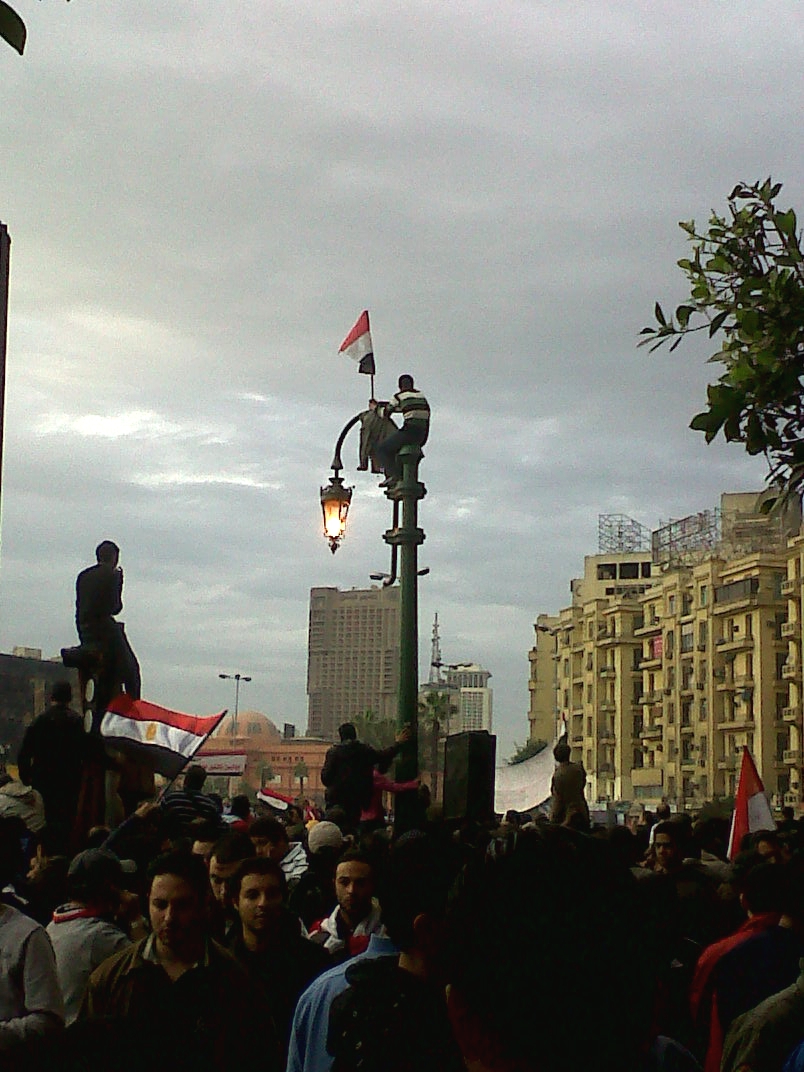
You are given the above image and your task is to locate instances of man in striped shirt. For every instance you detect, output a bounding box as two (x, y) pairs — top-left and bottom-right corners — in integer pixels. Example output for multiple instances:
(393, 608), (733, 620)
(372, 374), (430, 488)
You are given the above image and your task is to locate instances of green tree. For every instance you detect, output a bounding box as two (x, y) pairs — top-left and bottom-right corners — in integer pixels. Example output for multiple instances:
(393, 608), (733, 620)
(417, 690), (458, 800)
(352, 709), (397, 751)
(641, 179), (804, 506)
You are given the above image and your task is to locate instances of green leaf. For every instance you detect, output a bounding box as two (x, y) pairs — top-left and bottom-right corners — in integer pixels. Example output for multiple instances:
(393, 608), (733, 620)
(655, 302), (666, 326)
(708, 311), (729, 336)
(775, 210), (797, 237)
(0, 0), (25, 53)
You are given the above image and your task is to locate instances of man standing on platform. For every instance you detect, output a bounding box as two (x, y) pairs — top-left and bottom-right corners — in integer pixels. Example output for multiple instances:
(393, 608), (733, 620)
(372, 374), (430, 489)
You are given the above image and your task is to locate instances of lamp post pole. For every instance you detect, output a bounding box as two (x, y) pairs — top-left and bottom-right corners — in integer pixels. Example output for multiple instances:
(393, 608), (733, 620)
(320, 423), (426, 835)
(218, 672), (251, 743)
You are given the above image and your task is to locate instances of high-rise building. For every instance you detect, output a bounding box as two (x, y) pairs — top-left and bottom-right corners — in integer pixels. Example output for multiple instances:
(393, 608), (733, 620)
(531, 491), (803, 811)
(306, 586), (400, 741)
(528, 613), (559, 745)
(444, 663), (493, 733)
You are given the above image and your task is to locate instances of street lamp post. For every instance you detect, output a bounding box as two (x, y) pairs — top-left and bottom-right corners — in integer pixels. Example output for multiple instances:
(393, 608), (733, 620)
(321, 418), (426, 834)
(218, 672), (251, 743)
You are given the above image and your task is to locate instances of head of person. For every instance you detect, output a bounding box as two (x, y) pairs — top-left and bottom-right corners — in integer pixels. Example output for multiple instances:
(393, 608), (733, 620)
(653, 821), (684, 874)
(398, 374), (414, 391)
(379, 834), (459, 975)
(230, 794), (251, 821)
(183, 765), (207, 793)
(553, 742), (571, 764)
(51, 680), (73, 706)
(338, 722), (357, 743)
(735, 859), (785, 917)
(782, 806), (795, 823)
(208, 832), (255, 907)
(147, 850), (210, 959)
(249, 817), (289, 862)
(444, 825), (650, 1072)
(67, 848), (123, 913)
(755, 830), (783, 865)
(656, 801), (672, 822)
(190, 821), (223, 865)
(95, 540), (120, 566)
(335, 848), (375, 925)
(231, 857), (287, 943)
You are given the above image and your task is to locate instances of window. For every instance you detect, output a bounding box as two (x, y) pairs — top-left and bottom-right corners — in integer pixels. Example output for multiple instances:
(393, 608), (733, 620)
(668, 595), (676, 615)
(620, 562), (639, 580)
(700, 585), (708, 607)
(700, 697), (708, 720)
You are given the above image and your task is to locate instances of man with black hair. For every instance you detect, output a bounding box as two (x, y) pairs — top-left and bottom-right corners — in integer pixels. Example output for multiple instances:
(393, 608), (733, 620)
(321, 722), (408, 832)
(78, 850), (280, 1071)
(18, 681), (89, 849)
(371, 374), (430, 488)
(309, 848), (385, 959)
(442, 825), (653, 1072)
(227, 857), (328, 1055)
(46, 848), (136, 1024)
(326, 834), (464, 1072)
(161, 763), (219, 835)
(74, 540), (141, 709)
(549, 739), (589, 829)
(207, 830), (255, 938)
(249, 816), (308, 887)
(0, 817), (64, 1054)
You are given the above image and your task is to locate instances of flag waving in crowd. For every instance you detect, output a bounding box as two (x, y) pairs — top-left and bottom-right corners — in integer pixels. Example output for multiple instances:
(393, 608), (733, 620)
(100, 694), (226, 779)
(727, 744), (775, 859)
(338, 310), (375, 376)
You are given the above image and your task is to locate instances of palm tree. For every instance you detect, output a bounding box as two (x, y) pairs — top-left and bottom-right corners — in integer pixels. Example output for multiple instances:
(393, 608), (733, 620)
(417, 690), (458, 801)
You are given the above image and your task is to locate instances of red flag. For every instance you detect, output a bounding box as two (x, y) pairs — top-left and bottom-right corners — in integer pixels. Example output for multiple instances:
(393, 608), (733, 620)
(338, 311), (375, 375)
(727, 746), (775, 859)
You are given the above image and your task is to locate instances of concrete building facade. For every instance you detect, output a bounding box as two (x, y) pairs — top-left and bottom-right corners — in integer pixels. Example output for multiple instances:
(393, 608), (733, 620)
(532, 491), (804, 811)
(307, 585), (400, 741)
(443, 663), (493, 733)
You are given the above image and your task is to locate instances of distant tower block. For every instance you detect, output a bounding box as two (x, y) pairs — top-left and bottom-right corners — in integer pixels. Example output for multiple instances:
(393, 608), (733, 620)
(598, 514), (651, 554)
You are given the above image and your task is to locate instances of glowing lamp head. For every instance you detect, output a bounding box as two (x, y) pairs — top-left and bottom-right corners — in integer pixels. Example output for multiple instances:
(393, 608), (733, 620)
(320, 476), (353, 554)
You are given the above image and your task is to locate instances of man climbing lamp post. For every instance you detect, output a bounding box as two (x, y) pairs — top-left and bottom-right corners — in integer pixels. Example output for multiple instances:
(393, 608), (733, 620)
(320, 416), (426, 834)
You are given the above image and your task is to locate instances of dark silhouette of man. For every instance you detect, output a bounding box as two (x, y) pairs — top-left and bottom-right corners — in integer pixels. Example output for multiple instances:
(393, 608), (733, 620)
(321, 723), (408, 832)
(17, 682), (89, 852)
(549, 740), (590, 830)
(75, 541), (141, 728)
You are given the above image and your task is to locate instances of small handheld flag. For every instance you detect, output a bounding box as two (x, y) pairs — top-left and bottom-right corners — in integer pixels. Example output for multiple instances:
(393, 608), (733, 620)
(339, 311), (375, 376)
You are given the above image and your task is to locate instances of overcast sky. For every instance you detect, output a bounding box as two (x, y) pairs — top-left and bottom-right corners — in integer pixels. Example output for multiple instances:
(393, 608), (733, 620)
(1, 2), (800, 758)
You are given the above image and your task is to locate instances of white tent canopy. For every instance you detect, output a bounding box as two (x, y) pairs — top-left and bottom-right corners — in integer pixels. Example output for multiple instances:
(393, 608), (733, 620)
(494, 741), (555, 814)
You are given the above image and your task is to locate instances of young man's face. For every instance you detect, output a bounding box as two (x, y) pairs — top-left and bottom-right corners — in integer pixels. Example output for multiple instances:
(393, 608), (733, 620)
(335, 860), (374, 922)
(149, 874), (206, 955)
(654, 833), (681, 872)
(208, 855), (240, 906)
(237, 872), (284, 936)
(253, 837), (288, 863)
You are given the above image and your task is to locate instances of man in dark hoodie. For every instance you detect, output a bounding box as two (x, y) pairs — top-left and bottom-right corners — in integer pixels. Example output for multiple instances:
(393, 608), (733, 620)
(326, 834), (464, 1072)
(227, 857), (328, 1055)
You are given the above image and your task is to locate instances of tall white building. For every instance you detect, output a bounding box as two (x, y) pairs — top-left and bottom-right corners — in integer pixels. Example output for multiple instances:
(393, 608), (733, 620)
(444, 664), (493, 733)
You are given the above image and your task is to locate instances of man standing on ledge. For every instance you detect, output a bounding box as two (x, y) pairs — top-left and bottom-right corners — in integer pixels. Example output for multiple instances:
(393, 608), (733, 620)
(76, 540), (142, 711)
(550, 740), (590, 830)
(321, 722), (409, 833)
(372, 374), (430, 488)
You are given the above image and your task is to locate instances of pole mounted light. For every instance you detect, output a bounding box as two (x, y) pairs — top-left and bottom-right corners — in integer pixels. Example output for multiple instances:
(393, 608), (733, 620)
(320, 475), (353, 554)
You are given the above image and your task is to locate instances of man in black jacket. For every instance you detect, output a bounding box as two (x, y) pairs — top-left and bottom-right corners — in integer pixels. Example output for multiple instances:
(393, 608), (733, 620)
(320, 723), (408, 832)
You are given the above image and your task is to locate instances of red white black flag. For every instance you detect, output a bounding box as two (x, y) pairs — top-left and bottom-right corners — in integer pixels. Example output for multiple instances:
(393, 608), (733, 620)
(338, 310), (375, 375)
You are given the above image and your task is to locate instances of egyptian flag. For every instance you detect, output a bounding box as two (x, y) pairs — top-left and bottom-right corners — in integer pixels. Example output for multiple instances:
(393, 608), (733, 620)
(100, 694), (226, 779)
(338, 311), (375, 375)
(727, 746), (775, 859)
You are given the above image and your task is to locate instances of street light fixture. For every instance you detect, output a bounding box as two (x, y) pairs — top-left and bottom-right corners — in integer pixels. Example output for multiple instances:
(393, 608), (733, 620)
(322, 405), (427, 834)
(218, 672), (251, 742)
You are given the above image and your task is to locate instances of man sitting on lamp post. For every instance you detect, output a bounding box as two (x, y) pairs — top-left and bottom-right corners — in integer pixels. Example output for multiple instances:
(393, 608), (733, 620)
(371, 374), (430, 489)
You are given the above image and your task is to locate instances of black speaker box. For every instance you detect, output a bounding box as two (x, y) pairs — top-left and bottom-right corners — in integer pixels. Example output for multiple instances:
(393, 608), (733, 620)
(442, 730), (497, 822)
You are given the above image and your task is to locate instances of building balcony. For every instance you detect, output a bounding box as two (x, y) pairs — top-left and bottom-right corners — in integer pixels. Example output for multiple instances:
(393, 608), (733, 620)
(639, 657), (662, 670)
(784, 749), (802, 765)
(634, 620), (662, 636)
(640, 725), (662, 740)
(717, 717), (756, 732)
(782, 578), (798, 595)
(783, 664), (802, 681)
(570, 734), (584, 746)
(716, 636), (755, 653)
(599, 732), (616, 745)
(680, 759), (697, 772)
(599, 702), (616, 713)
(782, 621), (798, 638)
(680, 722), (695, 735)
(734, 675), (754, 688)
(597, 762), (614, 775)
(718, 755), (737, 771)
(783, 705), (800, 724)
(600, 666), (616, 678)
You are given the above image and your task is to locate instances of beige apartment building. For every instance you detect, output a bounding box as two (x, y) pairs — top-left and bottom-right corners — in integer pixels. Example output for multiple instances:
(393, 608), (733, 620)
(529, 492), (804, 811)
(307, 585), (400, 741)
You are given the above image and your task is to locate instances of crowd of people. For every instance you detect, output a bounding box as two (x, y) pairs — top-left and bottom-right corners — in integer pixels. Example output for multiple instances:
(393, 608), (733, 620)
(1, 695), (804, 1072)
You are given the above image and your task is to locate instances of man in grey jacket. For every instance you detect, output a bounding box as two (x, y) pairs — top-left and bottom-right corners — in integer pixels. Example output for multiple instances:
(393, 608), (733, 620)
(46, 848), (141, 1024)
(0, 817), (63, 1054)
